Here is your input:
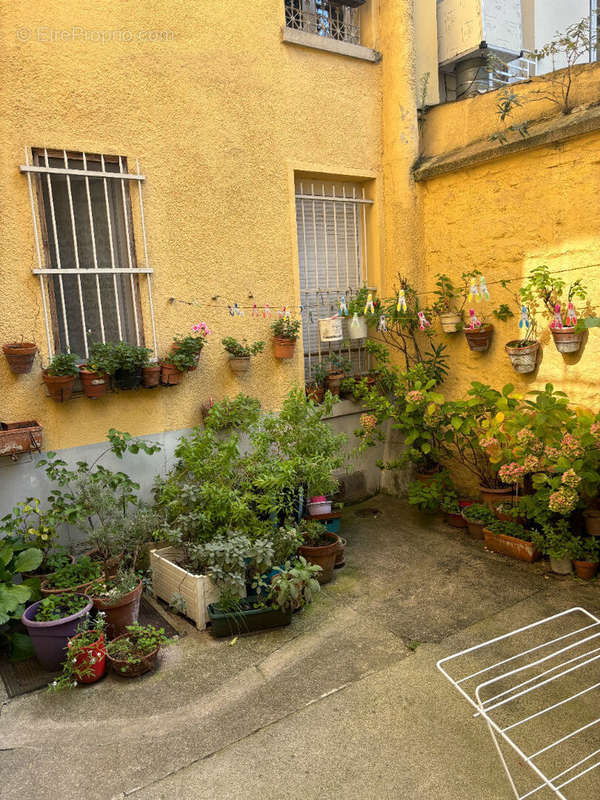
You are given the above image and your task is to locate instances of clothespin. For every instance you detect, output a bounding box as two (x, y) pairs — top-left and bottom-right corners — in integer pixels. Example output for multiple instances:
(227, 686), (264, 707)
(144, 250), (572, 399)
(551, 303), (563, 330)
(468, 308), (481, 329)
(417, 311), (431, 331)
(377, 315), (387, 332)
(397, 290), (407, 313)
(233, 303), (243, 316)
(228, 304), (235, 317)
(519, 306), (530, 330)
(364, 292), (375, 315)
(252, 304), (258, 317)
(479, 276), (490, 302)
(263, 303), (271, 318)
(282, 306), (291, 319)
(351, 312), (360, 328)
(468, 279), (479, 303)
(339, 296), (349, 316)
(565, 301), (577, 327)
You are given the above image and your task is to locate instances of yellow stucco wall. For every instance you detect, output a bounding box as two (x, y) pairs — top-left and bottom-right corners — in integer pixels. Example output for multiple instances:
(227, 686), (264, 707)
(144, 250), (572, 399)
(0, 0), (386, 451)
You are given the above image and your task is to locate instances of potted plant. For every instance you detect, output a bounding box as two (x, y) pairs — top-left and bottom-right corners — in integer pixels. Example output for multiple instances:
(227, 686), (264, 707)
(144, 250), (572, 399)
(3, 341), (38, 374)
(222, 337), (265, 375)
(440, 493), (469, 528)
(462, 503), (496, 540)
(50, 612), (107, 689)
(0, 537), (43, 659)
(40, 556), (103, 596)
(521, 265), (588, 354)
(407, 473), (448, 514)
(583, 509), (600, 536)
(495, 281), (540, 374)
(297, 520), (339, 585)
(326, 353), (352, 396)
(572, 537), (599, 580)
(21, 592), (92, 670)
(42, 352), (80, 401)
(105, 622), (168, 677)
(306, 362), (327, 403)
(347, 288), (372, 340)
(542, 521), (577, 574)
(162, 324), (211, 384)
(142, 362), (161, 389)
(483, 520), (542, 563)
(112, 341), (152, 390)
(80, 342), (116, 399)
(271, 317), (301, 359)
(432, 274), (463, 333)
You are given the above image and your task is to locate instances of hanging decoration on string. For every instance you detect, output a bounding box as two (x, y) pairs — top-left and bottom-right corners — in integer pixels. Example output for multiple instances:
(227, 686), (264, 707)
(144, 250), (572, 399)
(377, 314), (388, 332)
(479, 276), (490, 302)
(468, 279), (480, 303)
(551, 303), (563, 330)
(468, 309), (481, 329)
(364, 292), (375, 315)
(519, 305), (530, 330)
(252, 304), (259, 317)
(339, 296), (348, 316)
(263, 304), (271, 318)
(350, 312), (361, 329)
(417, 311), (431, 331)
(565, 301), (578, 327)
(397, 290), (407, 313)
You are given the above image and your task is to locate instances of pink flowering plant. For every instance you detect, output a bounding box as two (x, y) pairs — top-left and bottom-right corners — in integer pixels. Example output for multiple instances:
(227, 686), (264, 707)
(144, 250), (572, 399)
(164, 323), (211, 371)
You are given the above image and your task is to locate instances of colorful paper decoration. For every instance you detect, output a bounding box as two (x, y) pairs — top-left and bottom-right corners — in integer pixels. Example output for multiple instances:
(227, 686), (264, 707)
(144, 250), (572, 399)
(364, 292), (375, 315)
(468, 308), (481, 329)
(397, 290), (407, 313)
(551, 303), (563, 330)
(519, 305), (530, 330)
(339, 296), (349, 316)
(566, 301), (577, 327)
(378, 314), (387, 332)
(468, 279), (479, 303)
(479, 276), (490, 302)
(417, 311), (431, 331)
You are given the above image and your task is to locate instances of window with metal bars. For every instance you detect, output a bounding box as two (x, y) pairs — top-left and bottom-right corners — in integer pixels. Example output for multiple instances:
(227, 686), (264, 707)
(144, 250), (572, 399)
(294, 179), (371, 382)
(285, 0), (360, 45)
(20, 148), (157, 360)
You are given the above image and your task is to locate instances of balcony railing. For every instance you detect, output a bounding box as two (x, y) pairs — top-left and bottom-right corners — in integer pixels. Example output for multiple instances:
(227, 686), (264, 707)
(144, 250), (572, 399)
(285, 1), (360, 46)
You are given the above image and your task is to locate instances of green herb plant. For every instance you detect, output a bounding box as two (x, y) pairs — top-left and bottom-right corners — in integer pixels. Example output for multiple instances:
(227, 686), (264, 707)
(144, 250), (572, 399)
(271, 317), (301, 341)
(34, 592), (89, 622)
(106, 622), (168, 667)
(462, 503), (496, 525)
(222, 338), (265, 358)
(49, 611), (106, 690)
(43, 556), (102, 590)
(45, 352), (80, 377)
(264, 556), (322, 611)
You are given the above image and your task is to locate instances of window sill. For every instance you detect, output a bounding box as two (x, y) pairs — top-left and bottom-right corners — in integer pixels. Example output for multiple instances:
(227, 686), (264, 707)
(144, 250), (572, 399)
(281, 26), (381, 63)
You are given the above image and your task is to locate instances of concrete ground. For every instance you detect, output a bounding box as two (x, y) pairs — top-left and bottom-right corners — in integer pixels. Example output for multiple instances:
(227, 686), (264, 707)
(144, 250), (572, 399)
(1, 495), (599, 800)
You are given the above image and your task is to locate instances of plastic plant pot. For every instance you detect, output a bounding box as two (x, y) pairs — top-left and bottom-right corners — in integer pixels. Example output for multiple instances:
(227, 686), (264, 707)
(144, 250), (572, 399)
(21, 595), (93, 671)
(308, 496), (332, 515)
(92, 580), (143, 638)
(69, 631), (106, 684)
(207, 599), (292, 638)
(114, 368), (142, 390)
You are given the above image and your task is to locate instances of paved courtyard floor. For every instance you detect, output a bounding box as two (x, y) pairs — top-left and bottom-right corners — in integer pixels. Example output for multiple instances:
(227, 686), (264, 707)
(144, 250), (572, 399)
(1, 495), (598, 799)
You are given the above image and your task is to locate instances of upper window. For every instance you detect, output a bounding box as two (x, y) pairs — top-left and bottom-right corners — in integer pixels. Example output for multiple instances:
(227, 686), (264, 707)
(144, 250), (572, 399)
(21, 149), (156, 359)
(285, 1), (361, 46)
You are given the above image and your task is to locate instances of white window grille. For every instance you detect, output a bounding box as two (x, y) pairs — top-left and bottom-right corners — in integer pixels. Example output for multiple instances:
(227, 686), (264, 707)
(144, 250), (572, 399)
(285, 1), (360, 46)
(294, 179), (372, 382)
(20, 148), (157, 360)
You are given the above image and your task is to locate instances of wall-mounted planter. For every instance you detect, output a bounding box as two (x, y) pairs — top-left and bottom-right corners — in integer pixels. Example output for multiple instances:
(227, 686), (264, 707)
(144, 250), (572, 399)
(3, 342), (38, 374)
(348, 316), (368, 340)
(142, 364), (161, 388)
(483, 528), (541, 563)
(505, 341), (539, 374)
(0, 420), (43, 459)
(319, 316), (344, 343)
(439, 312), (462, 333)
(464, 324), (493, 352)
(550, 326), (583, 354)
(79, 367), (110, 398)
(229, 356), (250, 375)
(273, 337), (296, 359)
(42, 370), (76, 402)
(114, 368), (142, 390)
(160, 362), (184, 385)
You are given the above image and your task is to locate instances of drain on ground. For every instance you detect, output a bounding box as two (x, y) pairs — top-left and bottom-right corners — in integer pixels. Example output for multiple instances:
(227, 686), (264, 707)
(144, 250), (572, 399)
(355, 507), (381, 518)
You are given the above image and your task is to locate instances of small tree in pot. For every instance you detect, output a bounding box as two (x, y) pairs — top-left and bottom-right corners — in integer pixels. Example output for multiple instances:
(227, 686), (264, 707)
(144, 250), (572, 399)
(42, 352), (80, 401)
(222, 337), (265, 375)
(326, 352), (352, 396)
(297, 520), (339, 585)
(432, 273), (463, 333)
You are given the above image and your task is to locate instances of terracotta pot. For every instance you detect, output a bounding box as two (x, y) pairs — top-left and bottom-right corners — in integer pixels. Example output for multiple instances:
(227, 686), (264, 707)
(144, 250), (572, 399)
(483, 528), (541, 563)
(42, 370), (76, 402)
(505, 341), (539, 374)
(170, 342), (201, 371)
(444, 511), (467, 528)
(142, 364), (161, 388)
(69, 631), (106, 684)
(229, 356), (250, 375)
(335, 536), (347, 568)
(306, 384), (324, 404)
(549, 556), (572, 575)
(79, 367), (109, 399)
(40, 577), (101, 597)
(92, 580), (143, 638)
(0, 421), (43, 458)
(464, 324), (494, 352)
(326, 371), (344, 396)
(160, 362), (184, 385)
(106, 636), (159, 678)
(439, 312), (462, 333)
(583, 510), (600, 536)
(573, 560), (598, 580)
(272, 337), (296, 359)
(3, 342), (37, 374)
(298, 532), (340, 585)
(550, 326), (583, 354)
(480, 485), (514, 510)
(462, 514), (486, 540)
(415, 467), (441, 485)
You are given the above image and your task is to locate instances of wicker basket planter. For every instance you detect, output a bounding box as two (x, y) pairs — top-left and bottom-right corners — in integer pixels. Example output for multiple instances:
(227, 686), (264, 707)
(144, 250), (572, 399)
(483, 528), (541, 563)
(0, 420), (43, 458)
(150, 547), (245, 630)
(505, 341), (539, 374)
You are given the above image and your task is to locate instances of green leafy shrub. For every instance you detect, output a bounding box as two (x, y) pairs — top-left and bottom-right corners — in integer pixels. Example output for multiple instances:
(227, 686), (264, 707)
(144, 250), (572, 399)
(86, 342), (118, 375)
(266, 557), (322, 611)
(299, 520), (330, 546)
(106, 623), (168, 665)
(573, 537), (600, 562)
(271, 317), (301, 341)
(112, 341), (151, 372)
(486, 520), (533, 542)
(462, 503), (496, 525)
(407, 473), (451, 513)
(35, 593), (89, 622)
(44, 556), (102, 590)
(0, 539), (43, 625)
(222, 337), (265, 358)
(45, 352), (80, 377)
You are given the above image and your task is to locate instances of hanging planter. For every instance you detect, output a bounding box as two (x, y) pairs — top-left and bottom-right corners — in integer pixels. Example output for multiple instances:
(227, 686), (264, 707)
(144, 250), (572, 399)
(79, 367), (110, 398)
(229, 356), (250, 375)
(0, 421), (43, 459)
(272, 337), (296, 359)
(464, 324), (493, 352)
(319, 316), (344, 343)
(142, 364), (161, 388)
(505, 341), (539, 374)
(42, 371), (76, 401)
(160, 362), (184, 386)
(3, 342), (38, 374)
(348, 315), (368, 340)
(439, 313), (462, 334)
(550, 326), (583, 354)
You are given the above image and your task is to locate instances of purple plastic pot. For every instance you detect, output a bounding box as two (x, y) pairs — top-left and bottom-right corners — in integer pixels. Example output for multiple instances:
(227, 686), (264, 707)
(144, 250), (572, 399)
(21, 594), (93, 670)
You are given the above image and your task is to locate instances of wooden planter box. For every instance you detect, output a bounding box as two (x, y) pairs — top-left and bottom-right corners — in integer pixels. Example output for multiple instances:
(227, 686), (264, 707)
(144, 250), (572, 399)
(0, 421), (43, 458)
(150, 547), (245, 631)
(483, 528), (541, 563)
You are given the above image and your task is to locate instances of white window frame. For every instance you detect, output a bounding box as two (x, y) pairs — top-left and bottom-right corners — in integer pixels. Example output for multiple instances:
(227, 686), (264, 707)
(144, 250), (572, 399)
(20, 147), (158, 360)
(285, 0), (361, 46)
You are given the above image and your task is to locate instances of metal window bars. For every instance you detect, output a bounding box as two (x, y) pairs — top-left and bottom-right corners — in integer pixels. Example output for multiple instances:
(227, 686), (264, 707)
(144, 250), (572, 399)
(438, 607), (600, 799)
(295, 180), (372, 382)
(20, 148), (158, 360)
(285, 0), (360, 46)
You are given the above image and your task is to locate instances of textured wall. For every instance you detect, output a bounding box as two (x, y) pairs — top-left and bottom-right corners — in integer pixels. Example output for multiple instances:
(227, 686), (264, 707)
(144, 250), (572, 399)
(0, 0), (384, 452)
